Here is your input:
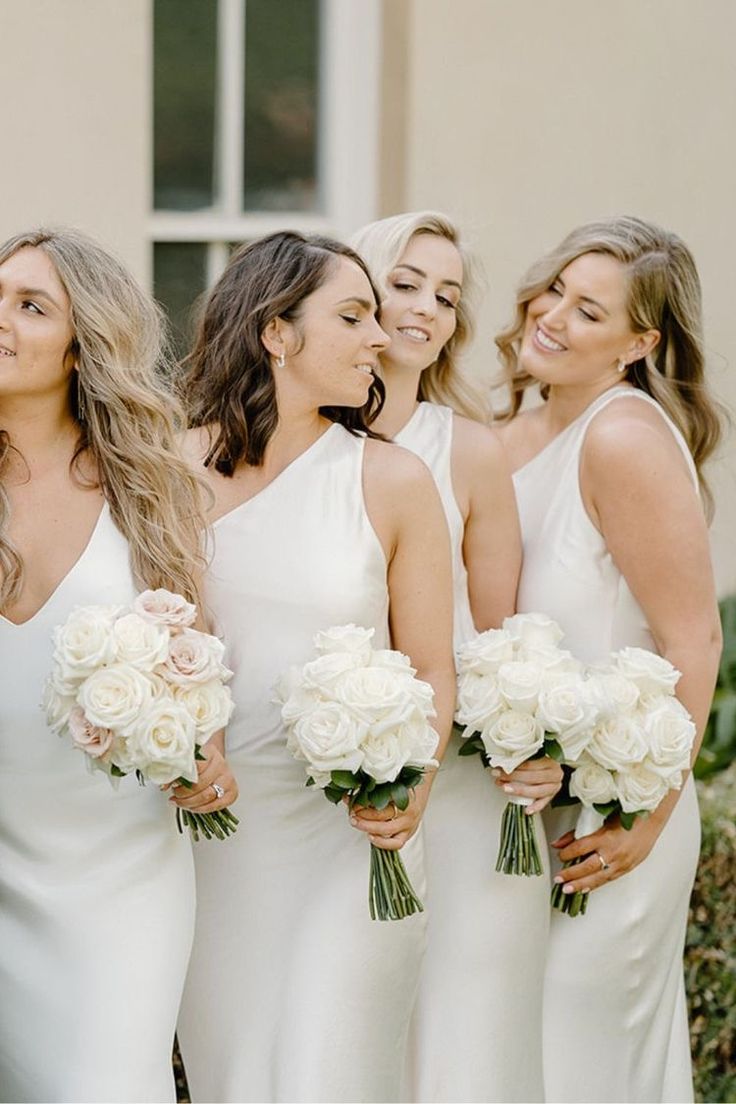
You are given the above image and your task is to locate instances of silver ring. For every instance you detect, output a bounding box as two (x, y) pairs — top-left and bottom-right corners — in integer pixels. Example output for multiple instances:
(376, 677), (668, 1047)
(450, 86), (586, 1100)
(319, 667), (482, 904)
(211, 782), (225, 799)
(596, 852), (610, 872)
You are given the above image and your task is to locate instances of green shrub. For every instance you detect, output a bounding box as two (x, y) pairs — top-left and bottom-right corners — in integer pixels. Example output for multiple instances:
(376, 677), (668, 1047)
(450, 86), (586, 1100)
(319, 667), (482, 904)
(695, 596), (736, 780)
(687, 763), (736, 1103)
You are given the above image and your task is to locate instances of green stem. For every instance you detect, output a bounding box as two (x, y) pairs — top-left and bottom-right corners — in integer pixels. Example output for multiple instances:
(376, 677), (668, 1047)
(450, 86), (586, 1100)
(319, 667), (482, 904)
(496, 801), (543, 877)
(369, 845), (424, 922)
(550, 857), (589, 917)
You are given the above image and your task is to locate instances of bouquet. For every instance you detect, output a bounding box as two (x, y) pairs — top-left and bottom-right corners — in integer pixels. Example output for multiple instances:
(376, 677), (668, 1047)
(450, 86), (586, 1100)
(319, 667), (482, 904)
(455, 613), (598, 876)
(278, 624), (439, 921)
(44, 588), (238, 841)
(551, 646), (695, 916)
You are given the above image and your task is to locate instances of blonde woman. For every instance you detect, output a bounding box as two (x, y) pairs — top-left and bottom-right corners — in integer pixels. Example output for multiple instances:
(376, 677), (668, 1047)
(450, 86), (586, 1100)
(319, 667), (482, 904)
(353, 212), (561, 1103)
(0, 228), (236, 1103)
(495, 215), (722, 1102)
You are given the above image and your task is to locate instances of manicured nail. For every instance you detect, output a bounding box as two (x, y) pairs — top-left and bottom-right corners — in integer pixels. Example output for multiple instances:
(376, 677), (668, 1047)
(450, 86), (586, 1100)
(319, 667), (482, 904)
(349, 817), (358, 826)
(490, 769), (501, 777)
(562, 883), (575, 894)
(553, 875), (563, 884)
(503, 785), (515, 794)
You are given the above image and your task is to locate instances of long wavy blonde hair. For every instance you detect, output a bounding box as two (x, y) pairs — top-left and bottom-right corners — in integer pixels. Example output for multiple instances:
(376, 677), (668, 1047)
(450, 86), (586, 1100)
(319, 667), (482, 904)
(495, 215), (724, 514)
(352, 211), (489, 422)
(0, 227), (207, 607)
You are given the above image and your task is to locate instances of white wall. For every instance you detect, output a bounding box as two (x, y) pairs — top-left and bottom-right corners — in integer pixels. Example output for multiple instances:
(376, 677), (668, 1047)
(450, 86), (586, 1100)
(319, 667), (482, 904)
(396, 0), (736, 594)
(0, 0), (151, 282)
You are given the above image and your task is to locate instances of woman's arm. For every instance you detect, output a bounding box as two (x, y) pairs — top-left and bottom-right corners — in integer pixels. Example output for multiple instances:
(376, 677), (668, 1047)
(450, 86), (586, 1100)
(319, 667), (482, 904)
(351, 442), (455, 850)
(553, 406), (722, 893)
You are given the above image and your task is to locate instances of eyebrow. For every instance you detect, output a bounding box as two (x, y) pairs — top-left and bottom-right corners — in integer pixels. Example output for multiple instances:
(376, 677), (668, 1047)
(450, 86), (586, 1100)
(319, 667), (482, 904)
(555, 275), (609, 316)
(394, 263), (462, 291)
(336, 297), (375, 311)
(0, 282), (64, 311)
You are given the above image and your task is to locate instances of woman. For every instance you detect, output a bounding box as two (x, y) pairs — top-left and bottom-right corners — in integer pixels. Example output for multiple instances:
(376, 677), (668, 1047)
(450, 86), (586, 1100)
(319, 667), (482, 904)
(352, 211), (562, 1103)
(495, 215), (722, 1103)
(0, 228), (236, 1103)
(176, 231), (455, 1103)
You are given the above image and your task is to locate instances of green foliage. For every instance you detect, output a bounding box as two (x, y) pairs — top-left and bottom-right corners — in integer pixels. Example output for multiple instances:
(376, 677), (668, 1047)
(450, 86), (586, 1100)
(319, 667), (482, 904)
(695, 596), (736, 779)
(687, 764), (736, 1103)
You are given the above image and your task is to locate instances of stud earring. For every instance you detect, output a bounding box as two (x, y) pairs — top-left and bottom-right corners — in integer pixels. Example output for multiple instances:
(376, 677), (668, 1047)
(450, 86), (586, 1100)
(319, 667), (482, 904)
(617, 358), (627, 373)
(277, 353), (286, 369)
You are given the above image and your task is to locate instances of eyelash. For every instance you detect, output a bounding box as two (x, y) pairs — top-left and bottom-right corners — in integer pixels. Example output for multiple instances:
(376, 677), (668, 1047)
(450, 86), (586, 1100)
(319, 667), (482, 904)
(548, 285), (597, 322)
(21, 300), (44, 315)
(392, 282), (457, 309)
(340, 315), (361, 326)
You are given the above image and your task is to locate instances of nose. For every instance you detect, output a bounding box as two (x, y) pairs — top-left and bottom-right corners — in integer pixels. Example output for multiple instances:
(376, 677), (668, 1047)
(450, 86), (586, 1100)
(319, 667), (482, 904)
(368, 316), (390, 351)
(412, 288), (437, 319)
(539, 298), (566, 331)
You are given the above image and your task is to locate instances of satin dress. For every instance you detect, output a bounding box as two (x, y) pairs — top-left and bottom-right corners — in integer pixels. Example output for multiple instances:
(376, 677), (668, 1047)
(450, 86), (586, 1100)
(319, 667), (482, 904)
(0, 505), (195, 1103)
(399, 403), (549, 1103)
(513, 386), (700, 1103)
(177, 425), (428, 1103)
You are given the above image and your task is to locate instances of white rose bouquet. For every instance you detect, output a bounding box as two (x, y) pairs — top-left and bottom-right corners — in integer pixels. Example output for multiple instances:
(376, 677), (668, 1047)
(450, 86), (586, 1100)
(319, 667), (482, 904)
(44, 589), (238, 841)
(277, 624), (438, 922)
(551, 646), (695, 917)
(456, 613), (598, 876)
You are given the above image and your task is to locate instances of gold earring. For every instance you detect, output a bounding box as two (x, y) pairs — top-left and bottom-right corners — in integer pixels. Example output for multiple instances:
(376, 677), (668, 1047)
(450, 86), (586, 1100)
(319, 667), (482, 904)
(277, 353), (285, 369)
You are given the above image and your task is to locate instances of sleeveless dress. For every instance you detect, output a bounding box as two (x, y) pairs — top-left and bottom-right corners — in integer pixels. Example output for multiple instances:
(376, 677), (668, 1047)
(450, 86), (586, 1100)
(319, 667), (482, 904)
(177, 424), (428, 1104)
(397, 403), (548, 1103)
(513, 386), (700, 1103)
(0, 504), (195, 1104)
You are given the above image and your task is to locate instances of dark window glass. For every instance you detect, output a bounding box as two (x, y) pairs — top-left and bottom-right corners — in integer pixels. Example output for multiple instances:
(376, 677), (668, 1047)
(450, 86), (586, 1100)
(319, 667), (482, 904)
(243, 0), (320, 212)
(154, 0), (218, 210)
(153, 242), (208, 361)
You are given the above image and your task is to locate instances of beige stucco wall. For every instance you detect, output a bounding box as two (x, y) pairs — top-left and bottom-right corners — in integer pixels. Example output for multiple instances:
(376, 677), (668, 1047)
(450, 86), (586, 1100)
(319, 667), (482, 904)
(0, 0), (150, 283)
(384, 0), (735, 595)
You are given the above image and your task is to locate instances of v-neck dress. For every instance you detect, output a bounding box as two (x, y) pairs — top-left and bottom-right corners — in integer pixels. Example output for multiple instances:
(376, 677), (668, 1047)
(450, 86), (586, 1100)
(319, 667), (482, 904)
(177, 425), (428, 1103)
(397, 403), (548, 1103)
(0, 504), (195, 1103)
(513, 386), (700, 1103)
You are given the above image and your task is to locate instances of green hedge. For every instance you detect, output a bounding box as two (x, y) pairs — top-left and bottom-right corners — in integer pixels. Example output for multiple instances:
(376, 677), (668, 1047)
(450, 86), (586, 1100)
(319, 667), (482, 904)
(695, 596), (736, 779)
(687, 762), (736, 1104)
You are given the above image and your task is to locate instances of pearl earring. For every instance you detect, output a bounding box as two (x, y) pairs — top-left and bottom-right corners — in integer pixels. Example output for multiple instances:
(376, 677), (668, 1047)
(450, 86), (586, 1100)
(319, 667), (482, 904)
(617, 359), (627, 373)
(277, 353), (285, 369)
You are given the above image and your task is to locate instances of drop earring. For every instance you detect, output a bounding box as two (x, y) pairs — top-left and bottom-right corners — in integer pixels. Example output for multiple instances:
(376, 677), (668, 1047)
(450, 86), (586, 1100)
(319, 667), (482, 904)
(277, 353), (286, 369)
(76, 375), (87, 422)
(617, 358), (627, 374)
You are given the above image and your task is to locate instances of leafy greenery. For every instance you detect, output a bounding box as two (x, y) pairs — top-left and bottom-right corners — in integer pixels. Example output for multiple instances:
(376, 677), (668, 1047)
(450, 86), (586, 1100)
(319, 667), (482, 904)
(695, 595), (736, 779)
(687, 763), (736, 1103)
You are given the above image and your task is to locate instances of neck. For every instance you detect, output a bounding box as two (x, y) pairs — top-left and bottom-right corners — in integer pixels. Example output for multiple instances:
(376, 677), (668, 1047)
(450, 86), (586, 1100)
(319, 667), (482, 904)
(371, 358), (424, 437)
(542, 374), (628, 433)
(0, 395), (80, 477)
(260, 400), (330, 475)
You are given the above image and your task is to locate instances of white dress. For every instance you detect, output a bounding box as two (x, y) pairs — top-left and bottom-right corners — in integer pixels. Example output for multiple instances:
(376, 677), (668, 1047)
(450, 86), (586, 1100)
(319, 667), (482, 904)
(0, 504), (195, 1104)
(398, 403), (548, 1103)
(177, 424), (427, 1103)
(513, 386), (700, 1103)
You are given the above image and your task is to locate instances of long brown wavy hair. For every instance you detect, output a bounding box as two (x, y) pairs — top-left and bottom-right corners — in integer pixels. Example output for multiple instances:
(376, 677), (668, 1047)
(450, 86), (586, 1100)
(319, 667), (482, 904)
(181, 231), (386, 475)
(0, 228), (207, 607)
(495, 215), (724, 515)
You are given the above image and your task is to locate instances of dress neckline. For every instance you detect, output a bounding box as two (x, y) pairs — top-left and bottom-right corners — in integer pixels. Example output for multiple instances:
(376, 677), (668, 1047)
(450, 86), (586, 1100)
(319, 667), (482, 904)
(0, 501), (109, 629)
(512, 385), (634, 477)
(213, 422), (341, 528)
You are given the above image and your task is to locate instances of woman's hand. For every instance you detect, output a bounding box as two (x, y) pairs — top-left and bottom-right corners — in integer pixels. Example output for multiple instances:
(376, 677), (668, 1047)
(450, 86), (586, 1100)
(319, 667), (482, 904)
(493, 755), (563, 814)
(348, 776), (433, 851)
(551, 812), (664, 895)
(169, 741), (239, 813)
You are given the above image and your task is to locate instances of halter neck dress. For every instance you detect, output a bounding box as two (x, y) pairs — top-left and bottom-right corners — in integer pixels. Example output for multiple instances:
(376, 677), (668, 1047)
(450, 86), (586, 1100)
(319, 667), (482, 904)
(177, 424), (428, 1103)
(513, 385), (700, 1103)
(397, 403), (548, 1103)
(0, 504), (195, 1103)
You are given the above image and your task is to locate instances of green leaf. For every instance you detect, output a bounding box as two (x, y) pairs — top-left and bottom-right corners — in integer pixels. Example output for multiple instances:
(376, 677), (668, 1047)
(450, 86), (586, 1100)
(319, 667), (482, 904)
(110, 764), (128, 778)
(370, 784), (393, 811)
(330, 770), (357, 790)
(305, 776), (315, 787)
(544, 737), (564, 762)
(619, 810), (638, 831)
(458, 739), (483, 757)
(323, 786), (345, 805)
(593, 801), (618, 818)
(195, 745), (207, 761)
(390, 781), (410, 811)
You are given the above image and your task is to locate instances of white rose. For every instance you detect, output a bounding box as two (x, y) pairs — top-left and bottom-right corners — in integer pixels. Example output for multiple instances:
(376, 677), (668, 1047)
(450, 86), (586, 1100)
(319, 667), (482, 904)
(335, 666), (416, 730)
(401, 719), (439, 769)
(536, 680), (598, 762)
(481, 710), (544, 773)
(615, 761), (671, 813)
(361, 730), (412, 783)
(111, 613), (170, 672)
(280, 684), (321, 727)
(456, 629), (515, 676)
(133, 588), (197, 631)
(568, 758), (618, 806)
(293, 701), (366, 774)
(77, 663), (153, 730)
(106, 734), (138, 775)
(404, 676), (436, 719)
(174, 680), (234, 741)
(67, 705), (114, 759)
(126, 700), (198, 785)
(42, 675), (77, 733)
(502, 612), (565, 650)
(306, 768), (333, 789)
(52, 604), (120, 681)
(300, 652), (364, 696)
(639, 696), (695, 776)
(161, 628), (230, 685)
(313, 624), (374, 664)
(586, 715), (648, 772)
(525, 644), (582, 676)
(497, 661), (543, 714)
(371, 649), (415, 675)
(614, 647), (681, 695)
(455, 671), (504, 733)
(584, 671), (641, 720)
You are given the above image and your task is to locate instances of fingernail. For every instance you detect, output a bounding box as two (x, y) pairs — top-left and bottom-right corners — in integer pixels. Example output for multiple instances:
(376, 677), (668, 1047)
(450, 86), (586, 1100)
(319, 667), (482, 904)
(583, 887), (591, 894)
(503, 785), (514, 794)
(553, 875), (563, 884)
(490, 769), (501, 777)
(349, 817), (358, 826)
(562, 884), (574, 894)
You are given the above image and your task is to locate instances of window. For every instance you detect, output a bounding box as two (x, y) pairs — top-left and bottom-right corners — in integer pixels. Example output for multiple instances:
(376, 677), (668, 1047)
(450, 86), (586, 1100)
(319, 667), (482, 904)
(152, 0), (381, 353)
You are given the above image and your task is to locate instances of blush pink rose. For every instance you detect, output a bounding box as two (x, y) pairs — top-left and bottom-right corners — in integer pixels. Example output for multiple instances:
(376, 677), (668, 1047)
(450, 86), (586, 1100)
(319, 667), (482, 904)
(68, 706), (114, 759)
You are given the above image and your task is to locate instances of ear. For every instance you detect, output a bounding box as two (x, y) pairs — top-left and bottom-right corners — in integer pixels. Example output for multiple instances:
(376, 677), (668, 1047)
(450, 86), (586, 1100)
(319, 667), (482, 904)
(624, 328), (660, 364)
(260, 317), (288, 360)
